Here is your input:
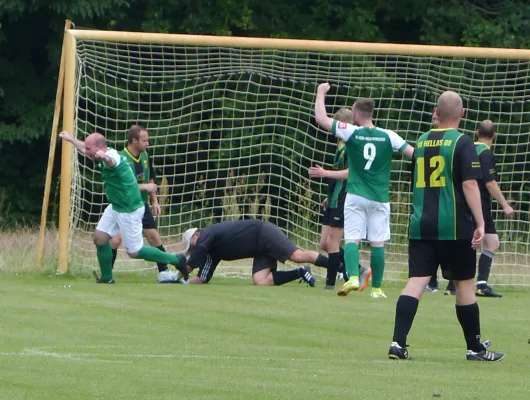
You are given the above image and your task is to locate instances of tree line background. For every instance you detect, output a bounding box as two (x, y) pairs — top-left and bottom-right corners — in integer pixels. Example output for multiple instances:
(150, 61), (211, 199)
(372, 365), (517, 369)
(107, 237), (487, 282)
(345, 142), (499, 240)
(1, 0), (530, 227)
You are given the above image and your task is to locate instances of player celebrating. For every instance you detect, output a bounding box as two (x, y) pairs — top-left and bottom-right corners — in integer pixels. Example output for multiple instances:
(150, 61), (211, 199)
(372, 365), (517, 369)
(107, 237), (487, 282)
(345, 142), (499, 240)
(59, 131), (188, 283)
(109, 125), (181, 283)
(314, 83), (414, 298)
(443, 120), (514, 297)
(181, 219), (330, 286)
(388, 91), (504, 361)
(308, 107), (371, 290)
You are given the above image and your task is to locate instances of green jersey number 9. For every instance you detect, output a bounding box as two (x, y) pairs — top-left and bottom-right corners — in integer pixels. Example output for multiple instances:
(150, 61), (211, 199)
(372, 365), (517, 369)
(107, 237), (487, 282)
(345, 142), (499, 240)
(363, 143), (376, 170)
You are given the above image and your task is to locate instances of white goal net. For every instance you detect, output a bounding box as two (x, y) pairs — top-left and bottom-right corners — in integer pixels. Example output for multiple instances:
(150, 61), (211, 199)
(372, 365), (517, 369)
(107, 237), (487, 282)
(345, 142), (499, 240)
(66, 32), (530, 285)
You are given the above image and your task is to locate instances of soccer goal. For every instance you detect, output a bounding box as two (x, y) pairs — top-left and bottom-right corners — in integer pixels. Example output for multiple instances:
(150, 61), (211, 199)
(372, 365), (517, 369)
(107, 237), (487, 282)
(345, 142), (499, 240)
(37, 24), (530, 286)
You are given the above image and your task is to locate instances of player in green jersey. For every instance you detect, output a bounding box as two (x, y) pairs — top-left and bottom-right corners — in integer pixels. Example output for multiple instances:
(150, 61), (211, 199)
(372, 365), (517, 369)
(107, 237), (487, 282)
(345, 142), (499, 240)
(314, 83), (414, 299)
(109, 125), (181, 283)
(59, 130), (188, 283)
(308, 108), (371, 290)
(442, 120), (514, 297)
(388, 91), (504, 362)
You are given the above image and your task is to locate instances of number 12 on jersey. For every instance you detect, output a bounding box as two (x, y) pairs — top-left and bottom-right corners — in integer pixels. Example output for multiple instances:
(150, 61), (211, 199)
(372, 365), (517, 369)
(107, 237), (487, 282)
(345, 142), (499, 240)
(415, 155), (446, 188)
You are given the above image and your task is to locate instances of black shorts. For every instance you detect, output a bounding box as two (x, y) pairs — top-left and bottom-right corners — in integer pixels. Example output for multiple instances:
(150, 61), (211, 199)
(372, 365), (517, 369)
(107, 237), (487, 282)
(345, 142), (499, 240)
(142, 203), (157, 230)
(322, 206), (344, 228)
(409, 239), (476, 281)
(482, 200), (497, 235)
(252, 222), (298, 274)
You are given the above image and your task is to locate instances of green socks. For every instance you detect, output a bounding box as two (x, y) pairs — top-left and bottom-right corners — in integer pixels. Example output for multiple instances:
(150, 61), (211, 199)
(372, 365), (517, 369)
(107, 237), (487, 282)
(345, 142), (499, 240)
(137, 246), (184, 267)
(96, 243), (114, 282)
(344, 242), (360, 278)
(371, 246), (385, 288)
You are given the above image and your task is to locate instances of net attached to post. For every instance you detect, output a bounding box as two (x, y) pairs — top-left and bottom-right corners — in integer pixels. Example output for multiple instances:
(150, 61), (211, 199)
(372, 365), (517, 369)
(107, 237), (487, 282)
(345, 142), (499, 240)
(68, 34), (530, 285)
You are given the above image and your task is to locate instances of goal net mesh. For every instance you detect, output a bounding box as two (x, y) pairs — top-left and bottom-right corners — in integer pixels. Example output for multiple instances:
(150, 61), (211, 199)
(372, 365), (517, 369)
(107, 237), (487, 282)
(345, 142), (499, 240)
(67, 35), (530, 285)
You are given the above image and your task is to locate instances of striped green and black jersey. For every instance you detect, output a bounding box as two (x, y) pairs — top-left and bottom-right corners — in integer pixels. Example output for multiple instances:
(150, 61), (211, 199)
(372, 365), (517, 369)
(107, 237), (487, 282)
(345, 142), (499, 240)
(119, 148), (156, 204)
(409, 129), (482, 240)
(326, 141), (347, 209)
(475, 142), (497, 203)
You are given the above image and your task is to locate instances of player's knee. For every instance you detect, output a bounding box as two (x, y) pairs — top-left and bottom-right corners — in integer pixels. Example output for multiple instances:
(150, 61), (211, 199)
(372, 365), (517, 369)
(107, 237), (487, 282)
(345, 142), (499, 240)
(126, 251), (139, 258)
(93, 231), (109, 245)
(319, 239), (328, 252)
(144, 230), (162, 246)
(483, 235), (499, 253)
(325, 236), (340, 253)
(252, 275), (273, 286)
(109, 236), (122, 250)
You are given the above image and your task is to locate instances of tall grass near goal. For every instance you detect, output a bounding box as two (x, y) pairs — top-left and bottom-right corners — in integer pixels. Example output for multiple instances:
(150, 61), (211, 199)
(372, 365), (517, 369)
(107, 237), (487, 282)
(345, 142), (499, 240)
(39, 27), (530, 285)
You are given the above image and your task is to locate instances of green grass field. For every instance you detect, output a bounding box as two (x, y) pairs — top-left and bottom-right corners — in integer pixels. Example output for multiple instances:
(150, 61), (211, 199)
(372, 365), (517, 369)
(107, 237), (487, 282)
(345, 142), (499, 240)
(0, 274), (528, 400)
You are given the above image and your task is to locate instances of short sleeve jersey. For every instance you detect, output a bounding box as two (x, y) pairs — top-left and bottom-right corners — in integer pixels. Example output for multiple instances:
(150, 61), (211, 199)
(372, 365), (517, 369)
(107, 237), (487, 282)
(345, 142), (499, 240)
(187, 220), (264, 270)
(119, 148), (156, 203)
(331, 120), (408, 203)
(98, 148), (144, 213)
(475, 142), (497, 203)
(409, 129), (482, 240)
(326, 141), (348, 209)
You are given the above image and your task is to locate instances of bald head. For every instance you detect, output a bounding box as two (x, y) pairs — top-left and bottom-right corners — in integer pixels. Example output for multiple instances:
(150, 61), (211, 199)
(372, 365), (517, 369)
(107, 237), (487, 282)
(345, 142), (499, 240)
(435, 91), (464, 126)
(477, 119), (495, 139)
(84, 132), (107, 159)
(86, 132), (106, 147)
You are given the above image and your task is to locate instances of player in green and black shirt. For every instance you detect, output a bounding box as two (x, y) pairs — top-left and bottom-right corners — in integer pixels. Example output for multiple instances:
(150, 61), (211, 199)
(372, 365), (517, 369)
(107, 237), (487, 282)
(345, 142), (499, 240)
(387, 91), (504, 362)
(308, 108), (370, 290)
(59, 130), (188, 284)
(108, 125), (178, 283)
(443, 120), (514, 297)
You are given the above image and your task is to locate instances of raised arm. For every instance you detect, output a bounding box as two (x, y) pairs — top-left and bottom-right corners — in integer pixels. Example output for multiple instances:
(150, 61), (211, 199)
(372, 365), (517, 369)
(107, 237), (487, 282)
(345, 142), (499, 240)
(314, 83), (334, 131)
(59, 131), (86, 154)
(94, 150), (118, 168)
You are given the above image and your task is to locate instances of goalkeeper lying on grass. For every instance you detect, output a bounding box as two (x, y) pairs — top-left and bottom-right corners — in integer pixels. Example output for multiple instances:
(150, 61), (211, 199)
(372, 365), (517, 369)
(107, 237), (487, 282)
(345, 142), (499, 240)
(180, 219), (330, 286)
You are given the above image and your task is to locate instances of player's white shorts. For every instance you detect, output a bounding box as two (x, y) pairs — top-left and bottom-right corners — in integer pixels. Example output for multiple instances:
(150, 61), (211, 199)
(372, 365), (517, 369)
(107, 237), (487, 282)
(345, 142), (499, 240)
(344, 193), (391, 242)
(96, 205), (145, 253)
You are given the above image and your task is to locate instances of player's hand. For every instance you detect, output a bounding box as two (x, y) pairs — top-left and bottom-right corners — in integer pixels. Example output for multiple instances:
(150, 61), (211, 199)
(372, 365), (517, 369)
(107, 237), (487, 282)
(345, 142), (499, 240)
(94, 150), (106, 160)
(321, 198), (328, 211)
(503, 204), (515, 219)
(144, 183), (158, 193)
(317, 82), (330, 95)
(59, 131), (72, 141)
(471, 225), (485, 249)
(308, 165), (328, 178)
(152, 203), (161, 216)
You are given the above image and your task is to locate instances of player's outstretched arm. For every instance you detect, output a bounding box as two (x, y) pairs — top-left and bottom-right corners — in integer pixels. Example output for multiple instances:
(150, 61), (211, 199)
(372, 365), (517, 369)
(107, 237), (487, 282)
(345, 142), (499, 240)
(463, 179), (485, 248)
(485, 180), (514, 218)
(94, 150), (118, 168)
(308, 165), (348, 181)
(314, 82), (334, 131)
(59, 130), (86, 154)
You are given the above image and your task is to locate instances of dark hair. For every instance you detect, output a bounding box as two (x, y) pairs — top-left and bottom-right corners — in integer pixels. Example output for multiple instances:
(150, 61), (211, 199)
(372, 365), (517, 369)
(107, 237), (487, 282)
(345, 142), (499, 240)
(477, 120), (495, 139)
(353, 98), (374, 119)
(127, 125), (146, 143)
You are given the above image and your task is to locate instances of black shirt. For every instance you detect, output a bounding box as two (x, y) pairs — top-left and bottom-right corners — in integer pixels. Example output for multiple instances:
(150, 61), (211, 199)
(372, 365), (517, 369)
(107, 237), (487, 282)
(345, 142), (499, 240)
(475, 142), (497, 203)
(187, 220), (264, 269)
